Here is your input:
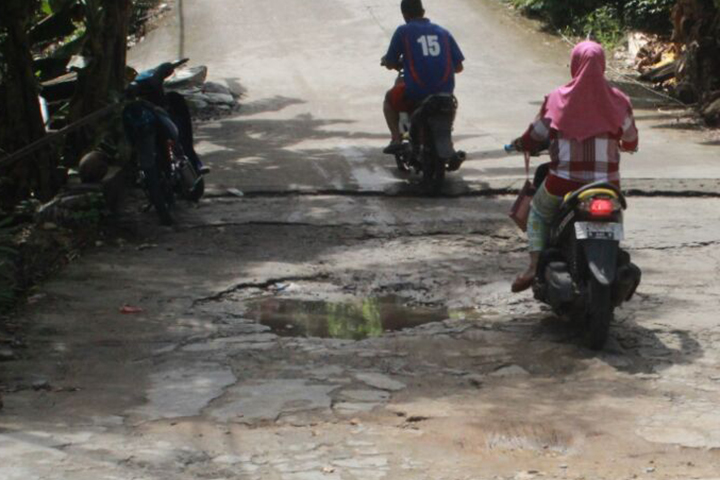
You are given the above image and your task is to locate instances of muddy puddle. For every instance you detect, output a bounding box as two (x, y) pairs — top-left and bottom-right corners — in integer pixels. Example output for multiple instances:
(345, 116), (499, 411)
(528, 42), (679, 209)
(246, 295), (454, 340)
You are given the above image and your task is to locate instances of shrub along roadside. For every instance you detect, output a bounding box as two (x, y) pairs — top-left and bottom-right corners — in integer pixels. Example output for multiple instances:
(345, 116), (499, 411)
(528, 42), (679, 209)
(506, 0), (720, 120)
(507, 0), (676, 46)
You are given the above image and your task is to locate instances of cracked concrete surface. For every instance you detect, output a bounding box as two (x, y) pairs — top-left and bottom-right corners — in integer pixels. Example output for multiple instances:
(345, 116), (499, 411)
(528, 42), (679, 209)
(2, 0), (720, 478)
(2, 195), (720, 479)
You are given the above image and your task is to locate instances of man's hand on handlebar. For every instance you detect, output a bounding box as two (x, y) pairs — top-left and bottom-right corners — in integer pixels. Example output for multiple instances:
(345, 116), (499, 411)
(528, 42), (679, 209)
(381, 55), (402, 71)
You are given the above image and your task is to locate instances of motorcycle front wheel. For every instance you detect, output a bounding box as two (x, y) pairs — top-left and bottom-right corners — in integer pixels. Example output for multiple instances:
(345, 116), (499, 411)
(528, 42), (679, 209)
(585, 277), (613, 350)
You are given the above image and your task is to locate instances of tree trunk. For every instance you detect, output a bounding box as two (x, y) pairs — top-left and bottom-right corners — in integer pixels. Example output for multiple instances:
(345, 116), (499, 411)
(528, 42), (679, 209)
(672, 0), (720, 110)
(67, 0), (131, 160)
(0, 0), (57, 205)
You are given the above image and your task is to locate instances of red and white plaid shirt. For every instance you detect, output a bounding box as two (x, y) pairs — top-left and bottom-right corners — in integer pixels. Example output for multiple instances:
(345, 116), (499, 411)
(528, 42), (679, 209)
(521, 110), (638, 196)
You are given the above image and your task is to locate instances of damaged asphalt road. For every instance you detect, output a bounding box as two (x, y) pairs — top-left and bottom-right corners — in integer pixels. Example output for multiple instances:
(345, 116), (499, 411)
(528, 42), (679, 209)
(1, 194), (720, 480)
(3, 0), (720, 477)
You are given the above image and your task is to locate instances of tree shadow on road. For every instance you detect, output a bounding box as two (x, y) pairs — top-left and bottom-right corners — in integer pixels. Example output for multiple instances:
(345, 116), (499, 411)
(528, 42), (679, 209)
(194, 85), (487, 195)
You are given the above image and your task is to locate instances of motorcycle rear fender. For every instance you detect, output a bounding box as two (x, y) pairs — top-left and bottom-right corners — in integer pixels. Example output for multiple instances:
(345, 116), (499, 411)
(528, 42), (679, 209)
(426, 116), (455, 160)
(581, 239), (618, 286)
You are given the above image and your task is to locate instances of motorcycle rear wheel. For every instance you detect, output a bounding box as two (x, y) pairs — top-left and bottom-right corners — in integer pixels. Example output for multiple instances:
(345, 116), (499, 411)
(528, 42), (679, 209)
(422, 153), (445, 195)
(178, 160), (204, 202)
(190, 176), (205, 201)
(585, 277), (613, 350)
(395, 152), (410, 172)
(144, 169), (174, 225)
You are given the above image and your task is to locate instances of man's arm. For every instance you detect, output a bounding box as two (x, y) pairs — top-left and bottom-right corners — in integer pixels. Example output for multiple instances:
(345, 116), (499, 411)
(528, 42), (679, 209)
(382, 28), (403, 70)
(381, 55), (400, 70)
(449, 33), (465, 74)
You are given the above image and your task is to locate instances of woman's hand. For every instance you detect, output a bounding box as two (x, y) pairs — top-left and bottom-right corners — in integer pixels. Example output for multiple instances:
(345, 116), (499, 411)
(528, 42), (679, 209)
(619, 139), (638, 153)
(512, 137), (525, 151)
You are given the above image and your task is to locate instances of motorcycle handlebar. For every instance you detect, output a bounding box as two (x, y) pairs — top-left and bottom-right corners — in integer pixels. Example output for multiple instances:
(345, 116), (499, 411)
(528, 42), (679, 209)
(171, 58), (190, 70)
(504, 139), (550, 157)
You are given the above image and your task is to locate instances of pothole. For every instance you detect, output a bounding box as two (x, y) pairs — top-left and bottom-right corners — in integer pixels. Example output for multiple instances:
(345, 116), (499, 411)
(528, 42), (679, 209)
(245, 295), (452, 340)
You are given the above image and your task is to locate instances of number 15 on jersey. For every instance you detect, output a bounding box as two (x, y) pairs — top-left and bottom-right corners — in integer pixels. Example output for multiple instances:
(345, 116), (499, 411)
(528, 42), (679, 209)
(417, 35), (441, 57)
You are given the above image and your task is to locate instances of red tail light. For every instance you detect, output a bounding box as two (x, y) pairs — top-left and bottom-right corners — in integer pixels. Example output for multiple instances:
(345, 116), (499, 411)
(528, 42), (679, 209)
(588, 198), (615, 217)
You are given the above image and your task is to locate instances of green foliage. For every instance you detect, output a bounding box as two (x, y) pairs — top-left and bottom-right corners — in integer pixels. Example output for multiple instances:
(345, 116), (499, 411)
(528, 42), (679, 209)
(130, 0), (161, 35)
(66, 192), (107, 225)
(623, 0), (675, 32)
(584, 5), (624, 46)
(509, 0), (605, 29)
(508, 0), (676, 46)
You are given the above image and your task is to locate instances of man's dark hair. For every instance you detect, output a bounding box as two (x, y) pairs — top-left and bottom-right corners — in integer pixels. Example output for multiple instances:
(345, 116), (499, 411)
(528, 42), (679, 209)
(401, 0), (424, 18)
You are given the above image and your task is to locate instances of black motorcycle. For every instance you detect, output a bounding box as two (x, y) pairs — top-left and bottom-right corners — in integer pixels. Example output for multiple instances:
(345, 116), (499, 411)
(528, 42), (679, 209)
(385, 63), (465, 195)
(506, 146), (642, 350)
(394, 93), (465, 194)
(123, 59), (206, 225)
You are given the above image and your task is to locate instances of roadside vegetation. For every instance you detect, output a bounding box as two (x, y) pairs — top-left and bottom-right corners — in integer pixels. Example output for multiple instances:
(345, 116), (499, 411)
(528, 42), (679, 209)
(0, 0), (159, 312)
(508, 0), (676, 45)
(506, 0), (720, 122)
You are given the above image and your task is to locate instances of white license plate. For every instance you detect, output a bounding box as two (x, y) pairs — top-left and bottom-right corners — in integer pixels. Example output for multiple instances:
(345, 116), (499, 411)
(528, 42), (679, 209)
(575, 222), (624, 241)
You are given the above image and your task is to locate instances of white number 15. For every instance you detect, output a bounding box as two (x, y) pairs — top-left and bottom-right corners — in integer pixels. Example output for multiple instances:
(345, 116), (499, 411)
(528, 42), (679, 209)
(417, 35), (441, 57)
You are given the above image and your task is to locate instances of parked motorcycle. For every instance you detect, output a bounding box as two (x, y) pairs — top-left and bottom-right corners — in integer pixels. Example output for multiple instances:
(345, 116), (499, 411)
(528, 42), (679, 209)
(505, 145), (642, 349)
(122, 58), (206, 225)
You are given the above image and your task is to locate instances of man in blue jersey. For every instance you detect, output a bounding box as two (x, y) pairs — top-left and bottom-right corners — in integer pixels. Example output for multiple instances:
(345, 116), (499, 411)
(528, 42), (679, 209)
(381, 0), (465, 154)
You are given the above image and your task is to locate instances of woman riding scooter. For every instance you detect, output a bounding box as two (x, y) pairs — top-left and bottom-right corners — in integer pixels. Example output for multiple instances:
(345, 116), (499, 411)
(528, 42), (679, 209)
(510, 41), (639, 293)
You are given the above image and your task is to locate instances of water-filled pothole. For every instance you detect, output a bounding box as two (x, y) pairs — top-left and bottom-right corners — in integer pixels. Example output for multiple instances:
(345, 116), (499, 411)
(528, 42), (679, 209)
(246, 295), (451, 340)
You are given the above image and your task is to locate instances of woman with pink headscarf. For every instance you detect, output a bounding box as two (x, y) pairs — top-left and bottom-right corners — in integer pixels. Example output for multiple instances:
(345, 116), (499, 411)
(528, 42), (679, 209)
(511, 41), (639, 293)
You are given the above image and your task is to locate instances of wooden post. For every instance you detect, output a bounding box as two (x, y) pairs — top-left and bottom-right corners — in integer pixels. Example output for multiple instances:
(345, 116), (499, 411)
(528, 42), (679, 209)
(0, 0), (57, 204)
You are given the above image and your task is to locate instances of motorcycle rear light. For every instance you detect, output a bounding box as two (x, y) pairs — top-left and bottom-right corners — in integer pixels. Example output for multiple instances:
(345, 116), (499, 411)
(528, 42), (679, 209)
(585, 198), (618, 217)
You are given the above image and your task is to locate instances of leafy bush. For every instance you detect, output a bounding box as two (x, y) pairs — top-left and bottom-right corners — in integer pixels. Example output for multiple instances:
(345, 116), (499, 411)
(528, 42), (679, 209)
(623, 0), (676, 32)
(130, 0), (161, 35)
(509, 0), (606, 29)
(583, 5), (624, 46)
(508, 0), (676, 46)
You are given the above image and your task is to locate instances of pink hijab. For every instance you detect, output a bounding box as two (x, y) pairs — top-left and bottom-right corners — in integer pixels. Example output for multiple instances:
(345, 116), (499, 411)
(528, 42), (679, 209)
(544, 41), (631, 141)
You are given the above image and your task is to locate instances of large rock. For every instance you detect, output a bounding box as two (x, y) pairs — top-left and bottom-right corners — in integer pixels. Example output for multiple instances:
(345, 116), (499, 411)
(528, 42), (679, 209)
(204, 92), (235, 105)
(78, 151), (109, 183)
(203, 81), (232, 95)
(702, 96), (720, 125)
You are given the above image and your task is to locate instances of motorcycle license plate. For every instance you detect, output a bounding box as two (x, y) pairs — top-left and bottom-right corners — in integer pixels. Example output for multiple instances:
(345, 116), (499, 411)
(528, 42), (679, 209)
(575, 222), (624, 241)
